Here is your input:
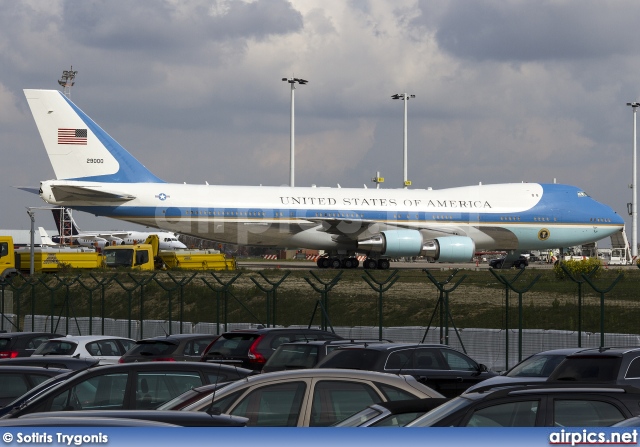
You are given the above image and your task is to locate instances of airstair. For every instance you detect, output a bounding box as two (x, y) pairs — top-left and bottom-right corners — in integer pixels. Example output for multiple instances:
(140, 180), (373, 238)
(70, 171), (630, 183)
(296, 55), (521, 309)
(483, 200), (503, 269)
(608, 227), (633, 265)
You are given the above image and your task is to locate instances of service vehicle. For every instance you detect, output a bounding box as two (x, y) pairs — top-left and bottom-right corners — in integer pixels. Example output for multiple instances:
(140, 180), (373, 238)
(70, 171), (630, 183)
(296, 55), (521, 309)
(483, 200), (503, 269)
(0, 236), (102, 277)
(103, 235), (236, 271)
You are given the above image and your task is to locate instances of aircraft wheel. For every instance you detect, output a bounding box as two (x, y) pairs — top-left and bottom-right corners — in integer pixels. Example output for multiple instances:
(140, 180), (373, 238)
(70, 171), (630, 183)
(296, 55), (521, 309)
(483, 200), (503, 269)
(330, 257), (342, 269)
(364, 258), (378, 270)
(343, 258), (355, 269)
(318, 257), (330, 268)
(377, 259), (390, 270)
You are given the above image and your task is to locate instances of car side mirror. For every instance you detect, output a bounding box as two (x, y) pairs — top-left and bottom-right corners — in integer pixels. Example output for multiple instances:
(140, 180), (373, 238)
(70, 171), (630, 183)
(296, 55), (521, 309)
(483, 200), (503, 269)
(478, 364), (489, 372)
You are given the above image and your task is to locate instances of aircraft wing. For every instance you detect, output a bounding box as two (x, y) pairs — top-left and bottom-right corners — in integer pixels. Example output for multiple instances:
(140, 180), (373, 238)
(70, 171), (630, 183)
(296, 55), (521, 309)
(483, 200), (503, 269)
(307, 217), (519, 248)
(50, 184), (136, 202)
(307, 217), (468, 239)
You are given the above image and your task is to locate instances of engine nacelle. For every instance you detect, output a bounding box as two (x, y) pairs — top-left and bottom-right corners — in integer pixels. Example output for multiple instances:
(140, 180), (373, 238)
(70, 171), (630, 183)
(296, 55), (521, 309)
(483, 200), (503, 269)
(357, 230), (475, 262)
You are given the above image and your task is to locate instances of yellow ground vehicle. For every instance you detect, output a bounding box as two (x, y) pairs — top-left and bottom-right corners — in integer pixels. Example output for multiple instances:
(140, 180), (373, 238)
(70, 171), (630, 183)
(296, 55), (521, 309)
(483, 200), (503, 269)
(102, 235), (236, 271)
(1, 236), (104, 278)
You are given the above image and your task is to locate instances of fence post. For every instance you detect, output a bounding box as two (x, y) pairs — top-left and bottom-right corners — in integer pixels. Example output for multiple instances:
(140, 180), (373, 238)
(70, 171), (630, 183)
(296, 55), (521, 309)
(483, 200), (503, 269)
(129, 272), (157, 338)
(362, 270), (399, 341)
(559, 264), (600, 347)
(250, 271), (291, 327)
(421, 269), (467, 350)
(581, 270), (623, 347)
(200, 272), (242, 334)
(162, 272), (198, 334)
(304, 270), (342, 331)
(489, 269), (540, 364)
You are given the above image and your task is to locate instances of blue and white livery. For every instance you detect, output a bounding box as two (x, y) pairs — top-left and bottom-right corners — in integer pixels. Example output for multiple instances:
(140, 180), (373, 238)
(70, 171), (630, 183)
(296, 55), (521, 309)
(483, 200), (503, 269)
(24, 89), (625, 269)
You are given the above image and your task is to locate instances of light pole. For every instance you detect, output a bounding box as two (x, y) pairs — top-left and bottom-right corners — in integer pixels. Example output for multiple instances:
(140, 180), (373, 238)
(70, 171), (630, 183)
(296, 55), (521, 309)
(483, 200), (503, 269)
(282, 77), (308, 187)
(392, 93), (415, 188)
(627, 102), (639, 259)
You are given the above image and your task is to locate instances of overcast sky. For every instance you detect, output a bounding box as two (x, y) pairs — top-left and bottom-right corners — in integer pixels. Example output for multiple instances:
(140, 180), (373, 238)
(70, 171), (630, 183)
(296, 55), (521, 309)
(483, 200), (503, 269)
(2, 0), (640, 248)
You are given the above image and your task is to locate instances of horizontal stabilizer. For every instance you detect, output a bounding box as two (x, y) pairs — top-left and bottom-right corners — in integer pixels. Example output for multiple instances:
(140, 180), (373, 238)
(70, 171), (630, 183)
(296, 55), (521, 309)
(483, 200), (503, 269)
(14, 186), (40, 195)
(51, 184), (136, 202)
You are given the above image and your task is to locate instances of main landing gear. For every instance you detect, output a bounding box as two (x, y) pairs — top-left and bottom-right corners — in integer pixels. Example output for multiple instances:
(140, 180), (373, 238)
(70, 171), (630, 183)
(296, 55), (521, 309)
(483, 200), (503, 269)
(316, 256), (390, 270)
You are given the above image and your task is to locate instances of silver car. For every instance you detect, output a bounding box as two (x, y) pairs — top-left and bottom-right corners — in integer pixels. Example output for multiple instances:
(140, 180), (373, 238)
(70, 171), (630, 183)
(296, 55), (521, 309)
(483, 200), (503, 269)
(159, 368), (444, 427)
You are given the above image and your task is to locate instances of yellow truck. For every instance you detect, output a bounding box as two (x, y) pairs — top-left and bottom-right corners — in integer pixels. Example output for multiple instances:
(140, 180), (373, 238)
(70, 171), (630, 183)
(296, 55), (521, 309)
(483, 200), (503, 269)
(1, 236), (104, 278)
(102, 235), (236, 271)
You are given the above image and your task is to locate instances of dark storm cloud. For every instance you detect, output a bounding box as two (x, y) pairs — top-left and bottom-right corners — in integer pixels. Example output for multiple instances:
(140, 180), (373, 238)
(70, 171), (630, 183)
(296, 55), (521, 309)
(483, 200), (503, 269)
(61, 0), (303, 51)
(416, 0), (640, 62)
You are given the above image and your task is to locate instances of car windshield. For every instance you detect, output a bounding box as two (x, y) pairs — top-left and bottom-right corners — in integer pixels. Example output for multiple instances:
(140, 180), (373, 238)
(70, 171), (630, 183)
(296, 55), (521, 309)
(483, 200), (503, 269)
(127, 341), (177, 356)
(156, 382), (230, 410)
(33, 341), (77, 356)
(333, 406), (383, 427)
(205, 334), (259, 357)
(506, 354), (566, 378)
(2, 370), (81, 413)
(407, 397), (472, 427)
(318, 349), (379, 370)
(266, 345), (319, 369)
(548, 357), (621, 382)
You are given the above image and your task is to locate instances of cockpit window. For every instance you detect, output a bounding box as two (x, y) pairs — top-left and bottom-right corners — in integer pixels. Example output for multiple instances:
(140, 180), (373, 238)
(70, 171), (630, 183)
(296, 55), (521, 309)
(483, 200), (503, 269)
(577, 191), (589, 198)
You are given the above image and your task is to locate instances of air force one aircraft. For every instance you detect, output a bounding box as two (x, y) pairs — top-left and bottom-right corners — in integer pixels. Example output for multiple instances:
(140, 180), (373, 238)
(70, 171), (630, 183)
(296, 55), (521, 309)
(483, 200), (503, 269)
(24, 89), (625, 269)
(49, 207), (186, 250)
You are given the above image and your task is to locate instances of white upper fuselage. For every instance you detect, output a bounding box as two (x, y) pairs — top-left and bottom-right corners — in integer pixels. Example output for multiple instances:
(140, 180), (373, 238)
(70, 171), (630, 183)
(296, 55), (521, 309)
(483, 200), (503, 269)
(39, 179), (624, 252)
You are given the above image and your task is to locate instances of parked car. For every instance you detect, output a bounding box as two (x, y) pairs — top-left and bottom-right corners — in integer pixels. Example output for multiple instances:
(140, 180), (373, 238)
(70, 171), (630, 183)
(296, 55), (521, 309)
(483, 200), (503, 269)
(0, 365), (70, 407)
(0, 370), (80, 418)
(262, 339), (392, 373)
(158, 369), (445, 426)
(314, 343), (497, 397)
(1, 361), (253, 418)
(17, 410), (248, 427)
(0, 416), (178, 427)
(0, 357), (99, 371)
(200, 327), (343, 371)
(119, 334), (218, 363)
(31, 335), (136, 365)
(465, 347), (584, 393)
(0, 332), (63, 358)
(489, 255), (529, 269)
(547, 347), (640, 385)
(334, 397), (450, 427)
(406, 383), (640, 427)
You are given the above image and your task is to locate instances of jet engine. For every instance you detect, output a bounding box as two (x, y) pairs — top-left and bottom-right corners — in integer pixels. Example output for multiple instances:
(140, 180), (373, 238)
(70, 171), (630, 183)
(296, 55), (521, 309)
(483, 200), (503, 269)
(357, 230), (475, 262)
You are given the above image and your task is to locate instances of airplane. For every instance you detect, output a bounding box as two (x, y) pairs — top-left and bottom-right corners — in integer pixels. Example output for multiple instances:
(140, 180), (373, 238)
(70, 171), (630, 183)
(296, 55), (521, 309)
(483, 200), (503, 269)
(23, 89), (626, 269)
(49, 207), (187, 250)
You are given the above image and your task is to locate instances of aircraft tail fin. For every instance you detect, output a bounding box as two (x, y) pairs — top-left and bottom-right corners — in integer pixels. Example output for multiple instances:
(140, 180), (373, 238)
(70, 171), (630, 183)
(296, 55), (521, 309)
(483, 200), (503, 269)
(38, 227), (56, 246)
(23, 89), (164, 184)
(51, 207), (80, 238)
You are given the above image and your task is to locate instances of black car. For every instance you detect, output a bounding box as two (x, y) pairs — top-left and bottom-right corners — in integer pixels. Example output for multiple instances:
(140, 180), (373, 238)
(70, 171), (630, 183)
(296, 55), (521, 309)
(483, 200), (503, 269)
(315, 343), (497, 397)
(547, 347), (640, 385)
(465, 347), (584, 393)
(262, 339), (392, 373)
(0, 365), (70, 407)
(0, 357), (99, 371)
(0, 361), (253, 418)
(200, 327), (343, 371)
(17, 410), (248, 427)
(119, 333), (218, 363)
(0, 332), (64, 358)
(489, 255), (529, 269)
(406, 383), (640, 427)
(334, 398), (450, 427)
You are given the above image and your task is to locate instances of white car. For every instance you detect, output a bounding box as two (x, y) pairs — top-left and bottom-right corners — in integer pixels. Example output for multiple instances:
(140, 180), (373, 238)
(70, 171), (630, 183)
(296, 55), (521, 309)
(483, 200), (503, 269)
(31, 335), (135, 365)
